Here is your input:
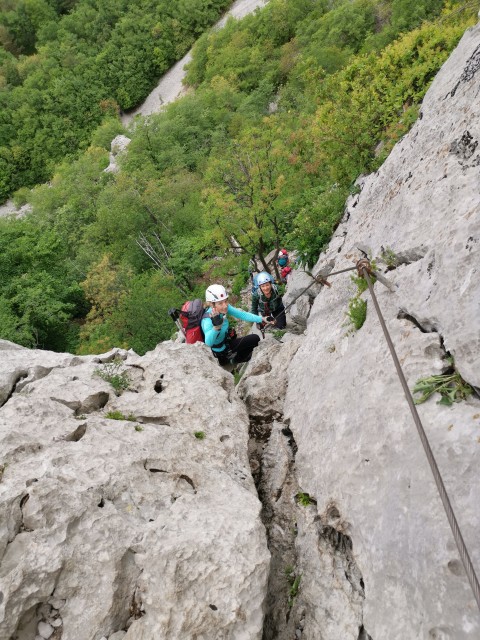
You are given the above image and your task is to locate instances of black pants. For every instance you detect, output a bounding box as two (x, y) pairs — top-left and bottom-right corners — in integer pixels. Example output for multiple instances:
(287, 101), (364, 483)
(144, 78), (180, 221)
(212, 334), (260, 365)
(272, 304), (286, 329)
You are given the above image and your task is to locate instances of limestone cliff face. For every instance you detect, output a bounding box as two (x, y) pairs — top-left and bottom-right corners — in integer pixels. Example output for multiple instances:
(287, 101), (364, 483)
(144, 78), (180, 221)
(0, 342), (269, 640)
(283, 22), (480, 639)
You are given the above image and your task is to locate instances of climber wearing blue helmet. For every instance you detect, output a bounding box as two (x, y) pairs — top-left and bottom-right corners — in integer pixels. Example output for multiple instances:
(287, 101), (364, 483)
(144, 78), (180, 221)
(251, 272), (286, 330)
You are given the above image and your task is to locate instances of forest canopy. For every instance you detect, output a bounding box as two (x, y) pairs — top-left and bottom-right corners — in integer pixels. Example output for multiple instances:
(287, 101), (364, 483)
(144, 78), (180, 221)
(0, 0), (476, 354)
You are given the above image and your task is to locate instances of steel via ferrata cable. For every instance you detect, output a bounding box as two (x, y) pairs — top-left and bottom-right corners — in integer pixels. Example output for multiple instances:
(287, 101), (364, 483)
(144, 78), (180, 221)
(360, 264), (480, 611)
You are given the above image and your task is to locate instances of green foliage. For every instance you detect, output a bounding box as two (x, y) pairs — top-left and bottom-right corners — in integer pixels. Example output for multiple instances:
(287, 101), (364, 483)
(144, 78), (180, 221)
(230, 256), (250, 297)
(413, 365), (474, 406)
(0, 0), (233, 199)
(167, 237), (205, 293)
(304, 22), (470, 183)
(233, 365), (247, 385)
(375, 104), (420, 165)
(0, 216), (84, 350)
(390, 0), (443, 34)
(296, 0), (377, 59)
(90, 118), (126, 151)
(380, 246), (400, 269)
(289, 575), (300, 599)
(285, 565), (301, 607)
(0, 0), (474, 357)
(296, 492), (314, 507)
(289, 184), (348, 267)
(204, 116), (317, 267)
(347, 297), (367, 331)
(113, 271), (184, 355)
(185, 0), (314, 92)
(0, 0), (57, 55)
(350, 274), (369, 295)
(12, 187), (31, 207)
(105, 410), (136, 420)
(194, 430), (206, 439)
(94, 358), (130, 394)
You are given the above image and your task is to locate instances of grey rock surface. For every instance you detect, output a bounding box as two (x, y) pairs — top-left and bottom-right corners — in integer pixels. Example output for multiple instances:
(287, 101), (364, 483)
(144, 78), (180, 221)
(237, 336), (303, 419)
(284, 23), (480, 639)
(0, 342), (269, 640)
(104, 135), (131, 173)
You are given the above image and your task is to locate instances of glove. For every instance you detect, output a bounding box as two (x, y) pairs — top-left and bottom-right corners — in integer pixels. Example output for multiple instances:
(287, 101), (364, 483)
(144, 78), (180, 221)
(212, 314), (223, 327)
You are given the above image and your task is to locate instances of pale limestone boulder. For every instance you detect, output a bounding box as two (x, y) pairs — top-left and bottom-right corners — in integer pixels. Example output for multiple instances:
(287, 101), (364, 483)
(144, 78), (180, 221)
(282, 261), (335, 327)
(0, 341), (127, 407)
(237, 336), (303, 420)
(104, 135), (131, 174)
(287, 295), (310, 327)
(0, 342), (269, 640)
(282, 270), (322, 311)
(285, 23), (480, 639)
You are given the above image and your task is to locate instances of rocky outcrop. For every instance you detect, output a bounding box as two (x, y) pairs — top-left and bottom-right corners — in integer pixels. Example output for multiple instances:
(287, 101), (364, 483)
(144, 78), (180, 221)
(283, 22), (480, 639)
(0, 341), (269, 640)
(104, 136), (131, 174)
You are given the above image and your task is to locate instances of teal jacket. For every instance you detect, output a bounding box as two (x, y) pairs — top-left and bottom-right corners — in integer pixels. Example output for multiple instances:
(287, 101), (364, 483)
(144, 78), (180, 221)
(201, 305), (262, 352)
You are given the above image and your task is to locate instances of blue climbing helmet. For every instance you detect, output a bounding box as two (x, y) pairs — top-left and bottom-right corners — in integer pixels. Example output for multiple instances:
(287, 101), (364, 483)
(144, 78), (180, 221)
(257, 272), (274, 286)
(252, 271), (274, 293)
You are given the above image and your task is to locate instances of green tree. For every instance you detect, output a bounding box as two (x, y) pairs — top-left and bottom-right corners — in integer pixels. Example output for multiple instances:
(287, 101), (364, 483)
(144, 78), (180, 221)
(115, 270), (183, 354)
(0, 0), (57, 55)
(203, 116), (314, 273)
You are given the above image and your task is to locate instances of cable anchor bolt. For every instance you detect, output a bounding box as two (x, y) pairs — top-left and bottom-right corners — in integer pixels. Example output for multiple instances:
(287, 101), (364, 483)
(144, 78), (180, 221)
(356, 258), (372, 277)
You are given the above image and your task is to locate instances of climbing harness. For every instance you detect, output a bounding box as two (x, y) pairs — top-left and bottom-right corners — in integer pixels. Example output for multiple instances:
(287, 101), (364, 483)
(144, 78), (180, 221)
(258, 265), (340, 327)
(356, 259), (480, 610)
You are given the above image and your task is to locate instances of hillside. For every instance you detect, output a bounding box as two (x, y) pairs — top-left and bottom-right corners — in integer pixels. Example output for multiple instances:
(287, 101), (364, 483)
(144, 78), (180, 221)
(0, 0), (476, 354)
(1, 20), (480, 639)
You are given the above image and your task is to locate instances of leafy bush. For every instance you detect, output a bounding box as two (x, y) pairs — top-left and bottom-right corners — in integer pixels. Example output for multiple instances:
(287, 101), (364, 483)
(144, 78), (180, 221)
(347, 297), (367, 331)
(0, 0), (233, 199)
(289, 185), (348, 267)
(413, 366), (474, 406)
(94, 358), (130, 394)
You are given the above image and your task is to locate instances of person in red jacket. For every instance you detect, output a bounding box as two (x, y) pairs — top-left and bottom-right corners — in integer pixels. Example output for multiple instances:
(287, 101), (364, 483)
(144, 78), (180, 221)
(277, 249), (292, 283)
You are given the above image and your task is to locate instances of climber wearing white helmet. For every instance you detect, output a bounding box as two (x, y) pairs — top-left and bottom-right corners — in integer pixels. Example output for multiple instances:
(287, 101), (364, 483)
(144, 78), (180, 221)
(202, 284), (272, 365)
(251, 272), (286, 330)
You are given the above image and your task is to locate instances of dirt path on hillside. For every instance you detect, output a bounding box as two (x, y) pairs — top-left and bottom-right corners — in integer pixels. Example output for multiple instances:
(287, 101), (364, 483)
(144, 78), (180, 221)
(0, 0), (268, 214)
(121, 0), (268, 125)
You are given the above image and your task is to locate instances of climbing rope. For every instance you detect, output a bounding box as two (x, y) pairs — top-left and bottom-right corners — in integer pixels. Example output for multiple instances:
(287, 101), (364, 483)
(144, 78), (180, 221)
(357, 260), (480, 611)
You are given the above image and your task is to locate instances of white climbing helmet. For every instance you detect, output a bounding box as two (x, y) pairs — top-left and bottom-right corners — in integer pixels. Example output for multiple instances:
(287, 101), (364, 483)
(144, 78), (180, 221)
(257, 272), (273, 286)
(206, 284), (229, 302)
